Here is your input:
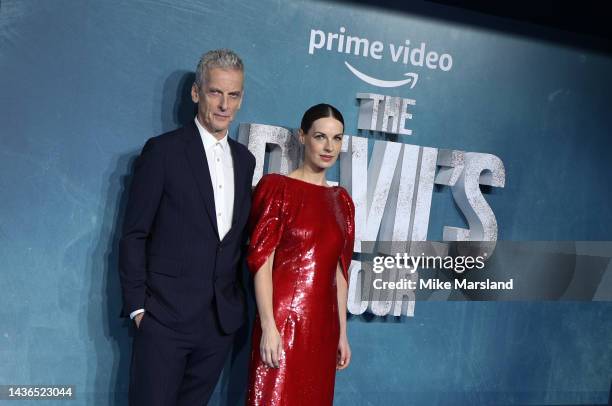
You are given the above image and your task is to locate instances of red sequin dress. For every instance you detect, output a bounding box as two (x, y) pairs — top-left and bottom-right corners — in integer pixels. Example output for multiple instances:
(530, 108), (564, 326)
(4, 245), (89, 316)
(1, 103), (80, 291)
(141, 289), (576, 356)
(245, 173), (355, 406)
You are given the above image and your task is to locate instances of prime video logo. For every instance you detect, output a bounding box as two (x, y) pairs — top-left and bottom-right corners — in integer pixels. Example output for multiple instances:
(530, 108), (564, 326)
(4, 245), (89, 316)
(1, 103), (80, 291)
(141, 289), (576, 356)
(308, 27), (453, 88)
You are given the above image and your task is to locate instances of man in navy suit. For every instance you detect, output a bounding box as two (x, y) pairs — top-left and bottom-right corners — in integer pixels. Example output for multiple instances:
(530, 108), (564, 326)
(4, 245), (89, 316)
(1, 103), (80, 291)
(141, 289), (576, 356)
(119, 49), (256, 405)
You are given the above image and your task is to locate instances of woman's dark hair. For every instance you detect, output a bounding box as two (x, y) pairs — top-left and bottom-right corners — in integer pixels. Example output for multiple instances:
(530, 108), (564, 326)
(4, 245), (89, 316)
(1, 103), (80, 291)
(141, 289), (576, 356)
(300, 103), (344, 133)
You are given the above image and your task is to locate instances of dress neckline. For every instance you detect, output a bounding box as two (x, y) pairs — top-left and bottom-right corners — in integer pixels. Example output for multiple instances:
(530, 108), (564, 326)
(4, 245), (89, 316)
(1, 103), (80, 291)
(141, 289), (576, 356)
(281, 174), (338, 189)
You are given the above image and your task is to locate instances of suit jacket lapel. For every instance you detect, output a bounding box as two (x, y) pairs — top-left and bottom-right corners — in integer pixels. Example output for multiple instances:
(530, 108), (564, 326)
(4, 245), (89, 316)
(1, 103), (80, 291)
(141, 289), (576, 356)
(223, 138), (244, 244)
(184, 122), (220, 240)
(223, 138), (245, 242)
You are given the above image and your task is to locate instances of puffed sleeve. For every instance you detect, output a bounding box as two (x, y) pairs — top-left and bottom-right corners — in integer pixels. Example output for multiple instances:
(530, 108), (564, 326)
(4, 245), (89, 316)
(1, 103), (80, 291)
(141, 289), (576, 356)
(338, 188), (355, 283)
(246, 174), (286, 275)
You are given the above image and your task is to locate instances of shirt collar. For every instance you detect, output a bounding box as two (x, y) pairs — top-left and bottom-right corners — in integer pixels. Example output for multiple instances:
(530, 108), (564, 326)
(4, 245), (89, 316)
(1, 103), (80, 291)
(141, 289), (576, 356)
(194, 117), (229, 151)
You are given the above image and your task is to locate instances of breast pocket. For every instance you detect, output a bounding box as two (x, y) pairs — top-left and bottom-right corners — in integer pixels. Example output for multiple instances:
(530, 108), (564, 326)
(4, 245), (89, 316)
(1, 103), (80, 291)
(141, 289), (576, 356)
(147, 255), (183, 277)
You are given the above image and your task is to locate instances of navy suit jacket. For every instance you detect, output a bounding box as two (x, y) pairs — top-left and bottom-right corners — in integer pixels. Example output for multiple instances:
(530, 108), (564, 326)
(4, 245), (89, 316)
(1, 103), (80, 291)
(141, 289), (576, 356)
(119, 121), (256, 334)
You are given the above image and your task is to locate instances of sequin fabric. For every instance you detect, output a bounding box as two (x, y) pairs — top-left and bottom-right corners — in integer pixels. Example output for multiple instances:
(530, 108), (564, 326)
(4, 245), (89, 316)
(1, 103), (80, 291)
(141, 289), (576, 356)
(246, 174), (355, 406)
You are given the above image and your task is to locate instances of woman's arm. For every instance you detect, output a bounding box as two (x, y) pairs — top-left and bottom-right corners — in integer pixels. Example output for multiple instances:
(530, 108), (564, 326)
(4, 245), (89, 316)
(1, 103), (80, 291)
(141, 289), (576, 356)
(336, 263), (351, 370)
(254, 251), (282, 368)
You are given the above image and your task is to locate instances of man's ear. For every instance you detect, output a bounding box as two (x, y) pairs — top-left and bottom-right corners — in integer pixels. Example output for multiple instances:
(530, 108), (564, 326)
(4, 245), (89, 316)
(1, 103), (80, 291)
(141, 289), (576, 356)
(191, 83), (200, 103)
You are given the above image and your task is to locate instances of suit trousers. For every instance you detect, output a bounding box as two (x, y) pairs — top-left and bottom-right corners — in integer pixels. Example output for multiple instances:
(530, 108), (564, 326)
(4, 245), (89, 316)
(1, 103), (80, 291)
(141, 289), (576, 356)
(128, 308), (234, 406)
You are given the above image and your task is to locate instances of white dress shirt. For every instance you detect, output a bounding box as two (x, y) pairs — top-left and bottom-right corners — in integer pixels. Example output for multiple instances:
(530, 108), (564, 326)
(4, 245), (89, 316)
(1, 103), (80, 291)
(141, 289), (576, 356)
(194, 116), (235, 240)
(129, 117), (235, 320)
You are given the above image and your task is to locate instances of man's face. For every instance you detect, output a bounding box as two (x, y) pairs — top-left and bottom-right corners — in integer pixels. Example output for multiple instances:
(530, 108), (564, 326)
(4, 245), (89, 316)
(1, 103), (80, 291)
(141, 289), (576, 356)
(191, 67), (244, 138)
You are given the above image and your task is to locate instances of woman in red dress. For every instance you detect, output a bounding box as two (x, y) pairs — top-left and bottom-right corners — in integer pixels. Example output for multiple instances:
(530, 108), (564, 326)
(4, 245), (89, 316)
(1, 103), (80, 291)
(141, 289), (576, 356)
(245, 104), (355, 405)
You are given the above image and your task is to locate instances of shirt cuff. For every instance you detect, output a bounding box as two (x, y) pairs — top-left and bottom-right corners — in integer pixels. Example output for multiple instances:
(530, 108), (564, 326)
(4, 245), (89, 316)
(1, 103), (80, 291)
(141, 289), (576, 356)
(129, 309), (145, 320)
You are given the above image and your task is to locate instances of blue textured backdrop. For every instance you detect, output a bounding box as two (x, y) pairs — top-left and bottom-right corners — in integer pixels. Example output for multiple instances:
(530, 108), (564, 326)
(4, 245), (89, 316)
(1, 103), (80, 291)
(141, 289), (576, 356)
(1, 0), (611, 405)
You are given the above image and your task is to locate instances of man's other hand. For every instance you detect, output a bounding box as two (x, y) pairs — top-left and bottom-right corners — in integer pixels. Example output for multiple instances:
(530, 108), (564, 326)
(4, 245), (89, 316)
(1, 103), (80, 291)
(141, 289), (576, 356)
(134, 312), (144, 328)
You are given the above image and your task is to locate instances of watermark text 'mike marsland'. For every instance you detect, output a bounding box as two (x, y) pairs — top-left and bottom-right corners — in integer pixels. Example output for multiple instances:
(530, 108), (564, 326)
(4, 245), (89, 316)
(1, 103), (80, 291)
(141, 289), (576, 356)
(370, 253), (514, 291)
(373, 277), (514, 291)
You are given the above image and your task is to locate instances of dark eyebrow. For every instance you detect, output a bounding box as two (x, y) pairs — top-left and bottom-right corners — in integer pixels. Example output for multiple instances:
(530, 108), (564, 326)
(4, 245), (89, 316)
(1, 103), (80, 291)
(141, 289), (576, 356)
(313, 132), (343, 137)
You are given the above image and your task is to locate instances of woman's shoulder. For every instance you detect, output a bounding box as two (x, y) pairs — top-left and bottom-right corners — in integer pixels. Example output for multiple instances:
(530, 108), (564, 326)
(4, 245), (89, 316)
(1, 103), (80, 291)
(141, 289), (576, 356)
(254, 173), (287, 196)
(257, 173), (286, 186)
(335, 186), (355, 212)
(335, 185), (353, 200)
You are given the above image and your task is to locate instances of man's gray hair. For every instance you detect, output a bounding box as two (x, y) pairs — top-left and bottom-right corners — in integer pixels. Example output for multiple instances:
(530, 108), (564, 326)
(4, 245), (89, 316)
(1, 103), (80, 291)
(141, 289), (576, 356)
(194, 49), (244, 88)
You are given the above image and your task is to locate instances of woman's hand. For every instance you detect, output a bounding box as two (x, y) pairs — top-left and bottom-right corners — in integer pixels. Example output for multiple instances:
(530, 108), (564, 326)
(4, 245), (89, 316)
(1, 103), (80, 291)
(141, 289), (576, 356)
(260, 324), (282, 368)
(337, 333), (351, 370)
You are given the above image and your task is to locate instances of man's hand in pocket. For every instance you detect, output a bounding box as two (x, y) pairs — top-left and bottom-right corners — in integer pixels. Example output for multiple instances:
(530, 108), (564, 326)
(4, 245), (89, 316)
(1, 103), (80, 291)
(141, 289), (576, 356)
(134, 312), (144, 329)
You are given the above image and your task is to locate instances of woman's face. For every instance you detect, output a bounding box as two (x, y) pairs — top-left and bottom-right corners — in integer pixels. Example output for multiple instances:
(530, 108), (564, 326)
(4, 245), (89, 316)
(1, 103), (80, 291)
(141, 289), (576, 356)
(300, 117), (344, 171)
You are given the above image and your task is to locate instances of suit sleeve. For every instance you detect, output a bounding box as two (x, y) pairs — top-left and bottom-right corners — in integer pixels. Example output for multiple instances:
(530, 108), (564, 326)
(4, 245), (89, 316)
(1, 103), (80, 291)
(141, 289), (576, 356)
(238, 152), (257, 284)
(246, 175), (285, 275)
(339, 189), (355, 283)
(118, 137), (165, 317)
